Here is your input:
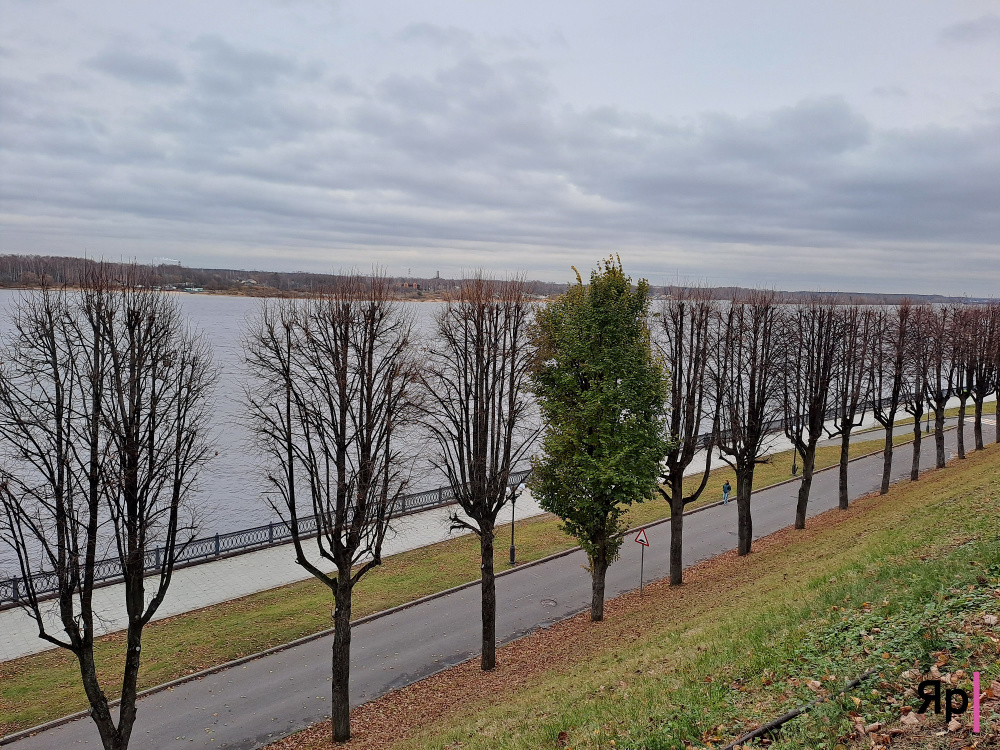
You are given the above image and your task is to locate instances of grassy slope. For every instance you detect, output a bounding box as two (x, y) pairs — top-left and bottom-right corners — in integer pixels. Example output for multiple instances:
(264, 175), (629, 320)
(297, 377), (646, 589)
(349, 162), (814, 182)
(0, 430), (974, 735)
(348, 446), (999, 750)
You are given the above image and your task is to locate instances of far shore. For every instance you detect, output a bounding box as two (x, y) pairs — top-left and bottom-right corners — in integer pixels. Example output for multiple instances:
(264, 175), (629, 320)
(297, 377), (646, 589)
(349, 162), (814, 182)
(0, 284), (478, 302)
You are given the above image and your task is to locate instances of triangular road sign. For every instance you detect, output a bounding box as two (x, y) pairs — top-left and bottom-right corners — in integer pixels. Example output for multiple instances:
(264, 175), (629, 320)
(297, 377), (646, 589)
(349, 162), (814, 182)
(634, 528), (649, 547)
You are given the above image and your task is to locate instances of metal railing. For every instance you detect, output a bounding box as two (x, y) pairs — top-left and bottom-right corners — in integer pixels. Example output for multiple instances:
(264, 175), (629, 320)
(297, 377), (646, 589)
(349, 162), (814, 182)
(0, 468), (532, 608)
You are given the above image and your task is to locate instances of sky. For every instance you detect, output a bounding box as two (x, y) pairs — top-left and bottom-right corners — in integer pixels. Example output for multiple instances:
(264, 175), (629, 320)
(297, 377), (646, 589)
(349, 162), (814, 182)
(1, 1), (999, 295)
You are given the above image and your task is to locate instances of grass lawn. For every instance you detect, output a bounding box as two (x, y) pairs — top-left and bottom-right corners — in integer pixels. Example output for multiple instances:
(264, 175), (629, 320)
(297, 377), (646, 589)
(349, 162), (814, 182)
(0, 429), (977, 736)
(276, 443), (1000, 750)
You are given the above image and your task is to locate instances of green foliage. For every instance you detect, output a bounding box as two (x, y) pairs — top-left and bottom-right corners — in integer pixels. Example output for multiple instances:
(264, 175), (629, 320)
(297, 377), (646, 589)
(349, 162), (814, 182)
(528, 257), (670, 567)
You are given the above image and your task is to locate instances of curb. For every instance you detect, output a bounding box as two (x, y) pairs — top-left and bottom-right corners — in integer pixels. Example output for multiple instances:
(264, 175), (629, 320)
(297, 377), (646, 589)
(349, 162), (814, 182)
(0, 423), (966, 745)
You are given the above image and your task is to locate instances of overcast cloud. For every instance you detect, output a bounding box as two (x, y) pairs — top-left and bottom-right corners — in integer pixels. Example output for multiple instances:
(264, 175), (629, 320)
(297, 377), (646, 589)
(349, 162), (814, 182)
(1, 1), (999, 294)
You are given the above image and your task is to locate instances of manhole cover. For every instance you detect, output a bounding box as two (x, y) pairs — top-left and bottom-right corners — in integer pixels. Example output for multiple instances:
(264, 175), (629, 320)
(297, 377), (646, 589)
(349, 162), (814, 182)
(540, 598), (557, 608)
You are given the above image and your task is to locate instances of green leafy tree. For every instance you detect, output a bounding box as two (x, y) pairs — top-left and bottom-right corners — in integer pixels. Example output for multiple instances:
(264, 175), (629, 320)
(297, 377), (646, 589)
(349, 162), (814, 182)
(528, 258), (670, 621)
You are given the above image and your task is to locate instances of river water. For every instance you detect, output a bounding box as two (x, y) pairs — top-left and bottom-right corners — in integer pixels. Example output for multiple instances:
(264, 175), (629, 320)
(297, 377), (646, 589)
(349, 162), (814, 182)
(0, 291), (444, 568)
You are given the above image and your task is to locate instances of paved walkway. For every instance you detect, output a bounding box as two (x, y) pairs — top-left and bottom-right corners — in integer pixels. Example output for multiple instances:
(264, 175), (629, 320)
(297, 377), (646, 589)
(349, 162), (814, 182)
(9, 418), (990, 749)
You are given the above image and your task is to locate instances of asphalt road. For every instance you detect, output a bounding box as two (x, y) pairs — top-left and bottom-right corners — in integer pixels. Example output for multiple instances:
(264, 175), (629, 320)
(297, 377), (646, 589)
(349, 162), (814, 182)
(10, 422), (990, 749)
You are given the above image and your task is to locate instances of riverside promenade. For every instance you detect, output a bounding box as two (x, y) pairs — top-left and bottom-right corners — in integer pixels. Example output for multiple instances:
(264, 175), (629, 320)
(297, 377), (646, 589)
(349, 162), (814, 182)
(7, 420), (989, 749)
(0, 410), (986, 663)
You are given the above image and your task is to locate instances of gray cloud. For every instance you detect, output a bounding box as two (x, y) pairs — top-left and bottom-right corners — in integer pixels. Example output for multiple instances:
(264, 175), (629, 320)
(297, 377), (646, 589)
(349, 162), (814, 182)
(396, 23), (475, 50)
(871, 85), (908, 99)
(189, 36), (313, 95)
(941, 14), (1000, 44)
(2, 14), (1000, 295)
(87, 48), (185, 86)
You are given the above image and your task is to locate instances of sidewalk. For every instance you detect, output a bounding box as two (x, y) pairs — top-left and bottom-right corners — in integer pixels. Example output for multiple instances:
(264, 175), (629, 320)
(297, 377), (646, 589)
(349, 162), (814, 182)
(0, 491), (547, 662)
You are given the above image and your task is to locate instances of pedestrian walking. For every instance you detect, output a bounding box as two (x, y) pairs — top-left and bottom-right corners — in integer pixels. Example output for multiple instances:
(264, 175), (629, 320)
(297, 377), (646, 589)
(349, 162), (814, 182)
(722, 480), (731, 505)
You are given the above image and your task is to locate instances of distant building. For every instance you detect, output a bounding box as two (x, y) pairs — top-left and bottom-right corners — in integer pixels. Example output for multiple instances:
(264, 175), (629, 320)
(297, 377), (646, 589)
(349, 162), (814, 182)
(400, 282), (421, 290)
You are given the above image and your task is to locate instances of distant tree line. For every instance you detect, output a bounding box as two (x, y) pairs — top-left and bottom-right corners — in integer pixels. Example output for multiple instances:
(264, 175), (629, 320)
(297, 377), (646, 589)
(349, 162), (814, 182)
(1, 258), (998, 747)
(0, 254), (365, 293)
(1, 253), (993, 304)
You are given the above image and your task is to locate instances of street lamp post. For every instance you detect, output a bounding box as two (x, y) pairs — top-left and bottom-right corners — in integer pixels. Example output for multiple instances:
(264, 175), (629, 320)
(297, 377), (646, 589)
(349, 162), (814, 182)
(509, 483), (525, 566)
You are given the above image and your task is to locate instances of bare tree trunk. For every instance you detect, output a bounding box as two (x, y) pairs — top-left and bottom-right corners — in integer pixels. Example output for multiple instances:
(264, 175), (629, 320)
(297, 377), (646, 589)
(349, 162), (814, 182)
(736, 468), (753, 556)
(590, 548), (608, 622)
(480, 525), (496, 670)
(331, 575), (353, 743)
(935, 408), (946, 467)
(668, 473), (685, 585)
(880, 426), (893, 495)
(77, 649), (121, 749)
(794, 448), (816, 529)
(115, 620), (143, 750)
(974, 397), (985, 451)
(957, 399), (968, 458)
(911, 412), (922, 481)
(838, 430), (851, 510)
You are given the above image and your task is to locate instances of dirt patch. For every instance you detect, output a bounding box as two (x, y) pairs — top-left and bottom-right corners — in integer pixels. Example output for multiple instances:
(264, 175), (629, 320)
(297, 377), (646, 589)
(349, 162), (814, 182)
(843, 696), (1000, 750)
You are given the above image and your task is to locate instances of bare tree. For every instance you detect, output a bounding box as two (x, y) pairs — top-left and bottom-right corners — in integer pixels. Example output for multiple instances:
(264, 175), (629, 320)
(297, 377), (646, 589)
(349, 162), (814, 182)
(952, 306), (977, 460)
(924, 305), (958, 469)
(0, 271), (214, 750)
(971, 304), (1000, 449)
(713, 290), (782, 556)
(244, 274), (419, 743)
(779, 300), (840, 529)
(653, 289), (718, 584)
(904, 305), (933, 481)
(869, 301), (913, 494)
(420, 277), (536, 669)
(827, 303), (875, 507)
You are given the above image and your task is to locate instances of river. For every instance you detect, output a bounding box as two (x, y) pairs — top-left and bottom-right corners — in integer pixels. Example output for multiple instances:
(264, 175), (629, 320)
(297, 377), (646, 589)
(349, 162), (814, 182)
(0, 290), (445, 571)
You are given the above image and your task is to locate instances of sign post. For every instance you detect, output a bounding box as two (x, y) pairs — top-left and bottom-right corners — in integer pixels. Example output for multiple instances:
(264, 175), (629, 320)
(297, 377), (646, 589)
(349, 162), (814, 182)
(634, 528), (650, 594)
